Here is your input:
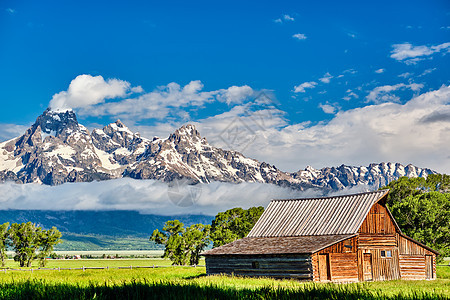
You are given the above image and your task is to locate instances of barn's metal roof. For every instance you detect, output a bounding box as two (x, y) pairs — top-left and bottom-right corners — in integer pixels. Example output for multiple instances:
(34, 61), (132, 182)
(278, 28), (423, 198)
(247, 190), (389, 237)
(202, 234), (356, 255)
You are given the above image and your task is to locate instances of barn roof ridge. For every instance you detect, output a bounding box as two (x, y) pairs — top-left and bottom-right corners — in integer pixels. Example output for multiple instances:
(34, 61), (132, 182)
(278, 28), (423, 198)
(270, 189), (389, 202)
(246, 233), (357, 238)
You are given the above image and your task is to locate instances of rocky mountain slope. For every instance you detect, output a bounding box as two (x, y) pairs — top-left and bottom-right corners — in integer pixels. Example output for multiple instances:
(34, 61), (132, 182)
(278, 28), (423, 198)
(0, 108), (435, 190)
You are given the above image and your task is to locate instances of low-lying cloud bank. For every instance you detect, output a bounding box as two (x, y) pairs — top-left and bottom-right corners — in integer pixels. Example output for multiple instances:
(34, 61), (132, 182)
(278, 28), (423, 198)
(0, 178), (352, 215)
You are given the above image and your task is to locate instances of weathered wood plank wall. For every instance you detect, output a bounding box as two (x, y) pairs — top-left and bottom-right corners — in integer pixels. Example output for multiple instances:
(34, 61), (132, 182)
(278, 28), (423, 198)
(329, 253), (358, 282)
(397, 234), (434, 255)
(397, 234), (436, 280)
(312, 253), (319, 281)
(205, 255), (313, 279)
(358, 202), (396, 234)
(312, 236), (358, 282)
(358, 234), (397, 247)
(399, 255), (426, 280)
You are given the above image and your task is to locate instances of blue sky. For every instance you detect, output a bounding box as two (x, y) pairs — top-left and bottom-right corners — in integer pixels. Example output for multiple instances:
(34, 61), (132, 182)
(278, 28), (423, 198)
(1, 0), (450, 173)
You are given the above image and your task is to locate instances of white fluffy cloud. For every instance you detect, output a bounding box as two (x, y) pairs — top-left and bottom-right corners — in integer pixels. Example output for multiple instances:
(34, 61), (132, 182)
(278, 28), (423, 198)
(0, 179), (317, 215)
(319, 72), (333, 83)
(49, 75), (136, 110)
(319, 103), (337, 114)
(189, 86), (450, 174)
(77, 80), (253, 121)
(375, 68), (385, 74)
(283, 14), (295, 21)
(342, 89), (359, 101)
(390, 42), (450, 64)
(274, 14), (295, 23)
(293, 33), (307, 40)
(293, 81), (317, 93)
(366, 83), (423, 104)
(217, 85), (254, 105)
(398, 72), (413, 78)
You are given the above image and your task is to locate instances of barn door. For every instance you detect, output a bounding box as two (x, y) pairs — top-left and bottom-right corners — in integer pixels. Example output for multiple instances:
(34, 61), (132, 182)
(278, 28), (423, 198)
(425, 255), (433, 279)
(363, 253), (373, 281)
(318, 254), (330, 281)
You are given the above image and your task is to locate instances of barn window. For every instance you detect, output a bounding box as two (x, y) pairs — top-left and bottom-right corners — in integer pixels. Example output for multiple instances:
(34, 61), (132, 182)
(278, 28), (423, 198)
(252, 261), (260, 269)
(380, 250), (392, 258)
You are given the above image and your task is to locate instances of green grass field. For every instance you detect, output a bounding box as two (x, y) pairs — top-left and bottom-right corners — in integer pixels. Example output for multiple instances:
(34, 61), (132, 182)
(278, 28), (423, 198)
(0, 259), (448, 299)
(1, 258), (178, 269)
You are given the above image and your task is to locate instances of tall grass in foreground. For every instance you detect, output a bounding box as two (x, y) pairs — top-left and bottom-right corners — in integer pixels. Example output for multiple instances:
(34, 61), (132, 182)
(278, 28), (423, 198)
(0, 280), (447, 300)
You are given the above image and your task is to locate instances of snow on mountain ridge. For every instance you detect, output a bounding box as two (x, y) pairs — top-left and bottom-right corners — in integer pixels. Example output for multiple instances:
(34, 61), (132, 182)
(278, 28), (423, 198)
(0, 109), (436, 190)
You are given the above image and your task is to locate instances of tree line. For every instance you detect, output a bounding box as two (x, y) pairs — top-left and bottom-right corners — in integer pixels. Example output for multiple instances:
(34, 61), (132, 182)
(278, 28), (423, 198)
(150, 207), (264, 265)
(381, 173), (450, 260)
(0, 222), (62, 267)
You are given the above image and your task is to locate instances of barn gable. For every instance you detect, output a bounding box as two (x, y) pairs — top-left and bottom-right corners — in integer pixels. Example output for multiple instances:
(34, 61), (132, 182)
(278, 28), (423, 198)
(358, 195), (401, 234)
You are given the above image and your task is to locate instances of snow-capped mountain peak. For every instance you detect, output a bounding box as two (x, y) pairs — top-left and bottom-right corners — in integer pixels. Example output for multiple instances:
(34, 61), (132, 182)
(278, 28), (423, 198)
(0, 109), (436, 190)
(35, 108), (80, 140)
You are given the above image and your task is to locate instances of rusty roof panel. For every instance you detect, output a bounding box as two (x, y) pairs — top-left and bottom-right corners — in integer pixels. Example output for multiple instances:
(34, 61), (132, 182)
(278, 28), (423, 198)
(202, 234), (356, 256)
(247, 190), (389, 237)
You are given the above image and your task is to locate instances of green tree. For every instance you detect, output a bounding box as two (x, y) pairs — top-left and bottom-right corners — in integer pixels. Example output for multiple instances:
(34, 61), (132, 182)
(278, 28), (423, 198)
(381, 177), (427, 206)
(381, 175), (450, 260)
(382, 174), (450, 206)
(183, 224), (210, 265)
(425, 174), (450, 193)
(151, 220), (185, 264)
(389, 192), (450, 259)
(37, 227), (62, 267)
(150, 220), (210, 265)
(210, 206), (264, 247)
(8, 222), (42, 267)
(0, 222), (9, 267)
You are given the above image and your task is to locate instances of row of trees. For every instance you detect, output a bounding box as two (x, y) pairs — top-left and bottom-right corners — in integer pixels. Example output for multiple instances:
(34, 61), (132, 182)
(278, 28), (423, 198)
(0, 222), (62, 267)
(381, 174), (450, 259)
(150, 207), (264, 265)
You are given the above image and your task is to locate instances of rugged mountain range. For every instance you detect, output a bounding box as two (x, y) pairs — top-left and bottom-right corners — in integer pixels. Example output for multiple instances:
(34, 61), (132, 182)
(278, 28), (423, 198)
(0, 108), (435, 190)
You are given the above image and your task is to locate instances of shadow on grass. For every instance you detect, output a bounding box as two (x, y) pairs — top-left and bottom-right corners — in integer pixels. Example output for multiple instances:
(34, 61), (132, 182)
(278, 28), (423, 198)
(0, 280), (447, 300)
(183, 273), (208, 280)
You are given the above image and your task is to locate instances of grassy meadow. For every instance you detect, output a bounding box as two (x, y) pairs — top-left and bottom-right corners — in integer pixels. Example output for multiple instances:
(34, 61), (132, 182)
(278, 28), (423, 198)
(1, 258), (177, 269)
(0, 258), (448, 299)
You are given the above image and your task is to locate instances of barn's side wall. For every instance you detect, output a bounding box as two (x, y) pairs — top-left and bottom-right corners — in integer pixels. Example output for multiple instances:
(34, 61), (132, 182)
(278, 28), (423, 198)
(312, 236), (359, 282)
(205, 254), (313, 280)
(397, 234), (436, 280)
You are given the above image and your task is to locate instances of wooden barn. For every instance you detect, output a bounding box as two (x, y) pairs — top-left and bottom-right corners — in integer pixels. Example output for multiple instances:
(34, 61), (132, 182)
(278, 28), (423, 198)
(202, 190), (438, 282)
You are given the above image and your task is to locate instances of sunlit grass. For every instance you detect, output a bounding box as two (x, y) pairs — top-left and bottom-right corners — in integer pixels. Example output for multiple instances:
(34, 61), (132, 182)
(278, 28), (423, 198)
(0, 260), (448, 299)
(1, 258), (183, 269)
